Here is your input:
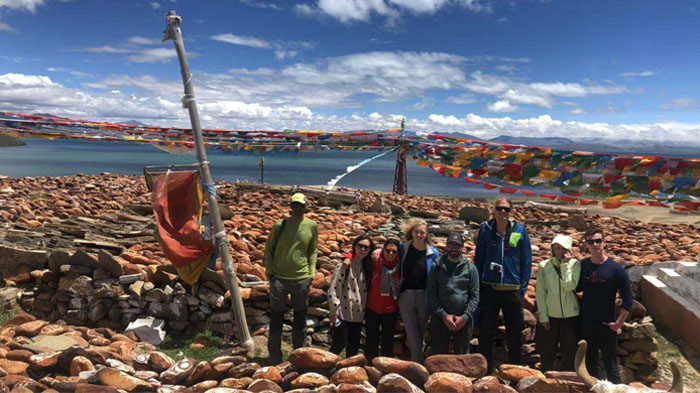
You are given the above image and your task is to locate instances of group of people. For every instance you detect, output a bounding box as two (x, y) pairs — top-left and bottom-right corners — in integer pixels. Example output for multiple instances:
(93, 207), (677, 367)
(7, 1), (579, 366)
(263, 193), (632, 383)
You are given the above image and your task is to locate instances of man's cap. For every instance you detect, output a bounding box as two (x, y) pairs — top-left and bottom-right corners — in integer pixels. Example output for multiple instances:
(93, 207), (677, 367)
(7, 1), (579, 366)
(291, 193), (307, 205)
(446, 232), (463, 246)
(551, 234), (573, 251)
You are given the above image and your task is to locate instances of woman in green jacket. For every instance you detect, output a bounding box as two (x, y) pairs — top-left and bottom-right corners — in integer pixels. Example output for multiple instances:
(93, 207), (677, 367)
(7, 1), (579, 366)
(535, 235), (580, 372)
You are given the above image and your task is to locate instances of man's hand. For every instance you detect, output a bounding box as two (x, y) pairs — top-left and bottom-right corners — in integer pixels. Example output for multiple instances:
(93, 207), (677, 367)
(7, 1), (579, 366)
(603, 321), (623, 333)
(443, 314), (457, 331)
(454, 316), (466, 330)
(540, 322), (550, 331)
(342, 258), (351, 267)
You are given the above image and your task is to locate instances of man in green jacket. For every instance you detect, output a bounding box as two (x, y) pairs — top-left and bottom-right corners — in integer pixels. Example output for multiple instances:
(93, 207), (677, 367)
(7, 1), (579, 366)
(535, 234), (580, 372)
(264, 193), (318, 364)
(427, 232), (480, 354)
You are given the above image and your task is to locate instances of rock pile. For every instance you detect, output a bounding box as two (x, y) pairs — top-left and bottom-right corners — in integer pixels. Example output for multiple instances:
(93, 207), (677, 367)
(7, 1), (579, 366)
(1, 173), (698, 386)
(0, 318), (597, 393)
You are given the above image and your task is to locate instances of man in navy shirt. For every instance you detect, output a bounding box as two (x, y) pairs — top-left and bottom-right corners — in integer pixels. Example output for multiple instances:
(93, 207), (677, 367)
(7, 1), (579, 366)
(576, 226), (632, 384)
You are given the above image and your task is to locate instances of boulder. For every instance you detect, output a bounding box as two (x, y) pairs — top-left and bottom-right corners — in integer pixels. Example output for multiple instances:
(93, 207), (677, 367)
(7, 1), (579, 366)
(496, 364), (545, 382)
(288, 348), (340, 369)
(97, 367), (153, 391)
(24, 335), (88, 353)
(248, 379), (283, 393)
(459, 206), (490, 224)
(424, 372), (473, 393)
(0, 359), (28, 375)
(148, 351), (175, 372)
(330, 366), (369, 384)
(424, 354), (487, 378)
(337, 355), (367, 369)
(69, 356), (95, 376)
(372, 357), (429, 386)
(516, 377), (572, 393)
(221, 377), (253, 389)
(338, 382), (376, 393)
(472, 376), (517, 393)
(183, 360), (212, 386)
(291, 373), (330, 389)
(364, 366), (383, 386)
(253, 367), (283, 384)
(377, 373), (423, 393)
(160, 358), (195, 385)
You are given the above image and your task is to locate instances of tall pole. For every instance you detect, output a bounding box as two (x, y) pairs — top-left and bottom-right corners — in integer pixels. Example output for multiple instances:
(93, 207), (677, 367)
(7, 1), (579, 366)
(393, 117), (407, 195)
(163, 10), (253, 352)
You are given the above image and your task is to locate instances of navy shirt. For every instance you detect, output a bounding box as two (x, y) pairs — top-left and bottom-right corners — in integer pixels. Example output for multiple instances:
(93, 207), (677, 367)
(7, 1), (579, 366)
(576, 257), (633, 326)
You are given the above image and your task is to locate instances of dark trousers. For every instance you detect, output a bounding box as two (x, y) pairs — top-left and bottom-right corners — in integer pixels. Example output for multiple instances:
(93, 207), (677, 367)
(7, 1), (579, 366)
(430, 314), (473, 355)
(365, 308), (396, 362)
(268, 277), (310, 364)
(536, 316), (579, 372)
(329, 319), (363, 357)
(478, 286), (524, 374)
(581, 323), (620, 384)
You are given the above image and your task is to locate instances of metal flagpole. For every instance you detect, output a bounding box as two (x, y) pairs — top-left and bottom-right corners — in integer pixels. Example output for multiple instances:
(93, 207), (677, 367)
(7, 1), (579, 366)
(163, 10), (253, 352)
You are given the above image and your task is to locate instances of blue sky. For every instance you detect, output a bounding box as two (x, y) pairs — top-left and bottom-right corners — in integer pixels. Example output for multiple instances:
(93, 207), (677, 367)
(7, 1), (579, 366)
(1, 0), (700, 142)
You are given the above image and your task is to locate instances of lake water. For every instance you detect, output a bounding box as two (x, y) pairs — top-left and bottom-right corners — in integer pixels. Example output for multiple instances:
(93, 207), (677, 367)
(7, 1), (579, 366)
(0, 138), (504, 198)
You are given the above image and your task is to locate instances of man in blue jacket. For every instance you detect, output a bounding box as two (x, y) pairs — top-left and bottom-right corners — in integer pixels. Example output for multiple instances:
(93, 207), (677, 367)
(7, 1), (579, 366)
(474, 197), (532, 374)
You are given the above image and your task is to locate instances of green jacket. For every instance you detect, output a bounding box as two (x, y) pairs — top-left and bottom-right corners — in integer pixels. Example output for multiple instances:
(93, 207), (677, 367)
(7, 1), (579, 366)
(427, 255), (480, 323)
(535, 257), (580, 323)
(263, 217), (318, 281)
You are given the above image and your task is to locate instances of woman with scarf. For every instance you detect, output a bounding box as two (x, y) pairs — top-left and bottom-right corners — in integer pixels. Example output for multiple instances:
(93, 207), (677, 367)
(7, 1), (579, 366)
(364, 238), (401, 362)
(328, 235), (374, 357)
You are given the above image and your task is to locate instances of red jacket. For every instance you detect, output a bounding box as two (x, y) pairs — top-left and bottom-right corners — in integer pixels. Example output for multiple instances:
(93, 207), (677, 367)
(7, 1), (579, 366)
(366, 249), (399, 314)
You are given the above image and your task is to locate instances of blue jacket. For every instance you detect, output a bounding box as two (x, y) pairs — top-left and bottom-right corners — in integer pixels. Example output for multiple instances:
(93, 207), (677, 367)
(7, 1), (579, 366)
(474, 219), (532, 296)
(398, 240), (439, 292)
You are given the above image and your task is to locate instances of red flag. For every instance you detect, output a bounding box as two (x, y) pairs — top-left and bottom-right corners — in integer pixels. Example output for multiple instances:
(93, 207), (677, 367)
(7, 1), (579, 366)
(540, 193), (558, 200)
(520, 190), (537, 196)
(579, 199), (598, 205)
(500, 187), (517, 194)
(482, 183), (499, 190)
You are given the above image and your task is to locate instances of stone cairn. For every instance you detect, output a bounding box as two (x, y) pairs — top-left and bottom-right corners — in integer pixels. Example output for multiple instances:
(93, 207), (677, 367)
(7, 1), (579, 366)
(1, 173), (698, 390)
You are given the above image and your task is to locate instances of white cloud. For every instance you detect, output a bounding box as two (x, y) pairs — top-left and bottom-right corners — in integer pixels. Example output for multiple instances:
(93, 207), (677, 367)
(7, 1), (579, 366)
(300, 0), (488, 24)
(569, 108), (586, 115)
(445, 93), (476, 104)
(3, 72), (699, 142)
(0, 0), (44, 12)
(487, 100), (518, 112)
(46, 67), (93, 78)
(126, 48), (177, 63)
(211, 33), (272, 49)
(620, 70), (655, 78)
(82, 45), (131, 54)
(240, 0), (281, 9)
(428, 114), (463, 126)
(0, 20), (15, 33)
(501, 88), (551, 108)
(211, 33), (315, 59)
(126, 36), (161, 46)
(150, 1), (160, 9)
(661, 98), (698, 111)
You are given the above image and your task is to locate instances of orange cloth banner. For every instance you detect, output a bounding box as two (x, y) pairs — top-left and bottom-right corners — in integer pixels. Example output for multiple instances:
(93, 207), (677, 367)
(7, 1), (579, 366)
(152, 171), (214, 283)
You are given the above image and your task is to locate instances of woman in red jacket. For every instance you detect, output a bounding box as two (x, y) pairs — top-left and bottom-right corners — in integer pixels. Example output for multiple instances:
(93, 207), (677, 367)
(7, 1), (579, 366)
(364, 238), (401, 361)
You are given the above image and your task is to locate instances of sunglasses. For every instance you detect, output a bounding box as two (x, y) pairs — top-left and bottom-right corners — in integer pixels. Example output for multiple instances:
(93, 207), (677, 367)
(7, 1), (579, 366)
(495, 206), (512, 213)
(384, 249), (398, 254)
(585, 238), (604, 245)
(356, 244), (370, 250)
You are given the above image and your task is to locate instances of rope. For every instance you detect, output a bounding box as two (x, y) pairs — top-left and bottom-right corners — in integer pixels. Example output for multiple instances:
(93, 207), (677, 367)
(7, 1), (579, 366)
(212, 230), (228, 247)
